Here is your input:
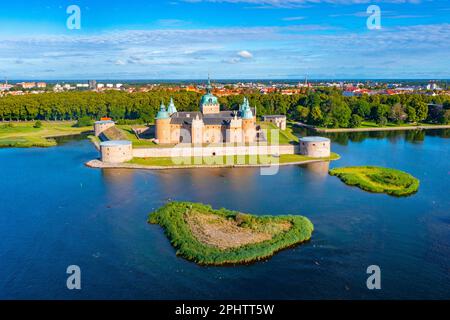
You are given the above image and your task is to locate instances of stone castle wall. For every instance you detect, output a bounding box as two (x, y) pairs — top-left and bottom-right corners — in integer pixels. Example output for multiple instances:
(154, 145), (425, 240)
(132, 144), (299, 158)
(100, 142), (133, 163)
(94, 121), (115, 136)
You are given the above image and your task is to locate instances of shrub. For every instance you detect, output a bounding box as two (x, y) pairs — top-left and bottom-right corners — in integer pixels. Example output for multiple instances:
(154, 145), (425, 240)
(74, 116), (93, 127)
(33, 120), (42, 128)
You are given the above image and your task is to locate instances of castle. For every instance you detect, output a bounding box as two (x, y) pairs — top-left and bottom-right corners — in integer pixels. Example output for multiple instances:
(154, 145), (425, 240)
(155, 78), (257, 144)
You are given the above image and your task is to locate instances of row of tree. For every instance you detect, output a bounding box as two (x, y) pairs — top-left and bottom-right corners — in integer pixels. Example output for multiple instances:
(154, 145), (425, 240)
(0, 88), (449, 127)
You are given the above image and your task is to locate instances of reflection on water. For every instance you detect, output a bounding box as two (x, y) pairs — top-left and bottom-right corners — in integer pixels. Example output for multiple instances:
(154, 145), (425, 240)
(0, 130), (449, 300)
(295, 127), (449, 146)
(301, 161), (330, 178)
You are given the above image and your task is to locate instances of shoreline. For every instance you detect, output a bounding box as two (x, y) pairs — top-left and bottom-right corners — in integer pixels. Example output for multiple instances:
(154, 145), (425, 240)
(85, 157), (338, 170)
(294, 122), (450, 133)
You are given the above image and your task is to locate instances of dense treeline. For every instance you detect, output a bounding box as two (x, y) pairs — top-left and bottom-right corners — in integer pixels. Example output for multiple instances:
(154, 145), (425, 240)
(0, 88), (449, 127)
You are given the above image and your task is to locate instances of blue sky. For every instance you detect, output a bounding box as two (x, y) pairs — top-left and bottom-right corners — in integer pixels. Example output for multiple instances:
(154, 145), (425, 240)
(0, 0), (449, 80)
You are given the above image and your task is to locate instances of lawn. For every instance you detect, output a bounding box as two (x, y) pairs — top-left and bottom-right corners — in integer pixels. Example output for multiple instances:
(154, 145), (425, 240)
(116, 125), (177, 148)
(259, 122), (298, 145)
(329, 166), (419, 196)
(0, 121), (92, 148)
(128, 152), (339, 167)
(148, 201), (314, 265)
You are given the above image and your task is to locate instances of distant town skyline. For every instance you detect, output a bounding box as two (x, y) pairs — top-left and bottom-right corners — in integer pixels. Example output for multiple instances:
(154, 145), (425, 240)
(0, 0), (449, 80)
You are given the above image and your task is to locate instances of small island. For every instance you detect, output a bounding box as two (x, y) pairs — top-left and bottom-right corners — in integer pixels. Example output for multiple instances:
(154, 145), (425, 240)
(329, 166), (420, 196)
(148, 202), (314, 266)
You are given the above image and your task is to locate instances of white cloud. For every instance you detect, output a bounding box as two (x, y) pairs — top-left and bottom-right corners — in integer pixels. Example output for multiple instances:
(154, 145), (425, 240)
(237, 50), (253, 59)
(282, 16), (305, 21)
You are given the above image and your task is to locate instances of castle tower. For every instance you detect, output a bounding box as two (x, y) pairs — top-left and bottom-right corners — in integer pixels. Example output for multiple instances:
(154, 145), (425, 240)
(167, 97), (177, 115)
(191, 114), (204, 144)
(241, 97), (256, 143)
(155, 102), (171, 144)
(200, 76), (220, 114)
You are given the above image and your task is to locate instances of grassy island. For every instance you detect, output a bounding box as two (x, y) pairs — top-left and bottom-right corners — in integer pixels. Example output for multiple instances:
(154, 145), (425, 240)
(148, 202), (314, 265)
(329, 166), (419, 196)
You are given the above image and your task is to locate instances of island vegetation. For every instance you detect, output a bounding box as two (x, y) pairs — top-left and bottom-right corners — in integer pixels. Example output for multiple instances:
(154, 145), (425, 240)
(148, 202), (314, 265)
(329, 166), (420, 196)
(0, 121), (92, 148)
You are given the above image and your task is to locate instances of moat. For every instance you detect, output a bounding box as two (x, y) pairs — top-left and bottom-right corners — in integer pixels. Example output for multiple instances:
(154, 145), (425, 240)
(0, 129), (449, 299)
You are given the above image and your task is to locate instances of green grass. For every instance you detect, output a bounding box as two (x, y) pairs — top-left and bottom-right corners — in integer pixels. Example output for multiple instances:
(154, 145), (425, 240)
(116, 125), (177, 148)
(260, 122), (298, 145)
(0, 121), (92, 148)
(148, 201), (314, 265)
(128, 152), (339, 167)
(329, 166), (420, 196)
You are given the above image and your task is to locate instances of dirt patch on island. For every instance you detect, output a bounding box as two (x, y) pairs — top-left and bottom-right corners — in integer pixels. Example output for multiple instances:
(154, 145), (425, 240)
(185, 211), (291, 250)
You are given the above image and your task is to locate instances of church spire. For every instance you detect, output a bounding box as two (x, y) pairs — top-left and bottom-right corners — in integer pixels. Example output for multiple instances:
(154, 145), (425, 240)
(206, 74), (212, 94)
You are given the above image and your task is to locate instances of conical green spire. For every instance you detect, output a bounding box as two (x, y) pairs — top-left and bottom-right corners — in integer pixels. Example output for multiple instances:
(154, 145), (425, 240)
(167, 97), (177, 114)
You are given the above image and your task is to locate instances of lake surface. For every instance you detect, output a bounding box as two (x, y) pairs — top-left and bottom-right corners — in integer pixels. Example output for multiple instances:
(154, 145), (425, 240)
(0, 130), (449, 299)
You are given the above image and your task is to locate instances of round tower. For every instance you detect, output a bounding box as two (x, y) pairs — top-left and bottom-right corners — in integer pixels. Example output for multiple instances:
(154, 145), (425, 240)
(241, 97), (256, 143)
(155, 102), (171, 144)
(299, 136), (331, 158)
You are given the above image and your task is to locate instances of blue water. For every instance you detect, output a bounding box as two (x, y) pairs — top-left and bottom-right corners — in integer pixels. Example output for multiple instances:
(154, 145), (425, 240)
(0, 130), (449, 299)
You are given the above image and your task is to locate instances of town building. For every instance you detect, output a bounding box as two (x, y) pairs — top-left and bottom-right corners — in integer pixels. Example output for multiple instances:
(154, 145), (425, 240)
(155, 78), (257, 144)
(17, 82), (36, 89)
(262, 115), (287, 130)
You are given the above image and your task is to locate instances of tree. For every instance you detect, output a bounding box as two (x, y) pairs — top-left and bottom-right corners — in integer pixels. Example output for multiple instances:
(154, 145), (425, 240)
(443, 101), (450, 110)
(349, 114), (363, 128)
(376, 116), (388, 127)
(389, 103), (406, 123)
(415, 102), (428, 122)
(295, 106), (309, 121)
(441, 109), (450, 124)
(371, 103), (390, 121)
(353, 100), (371, 118)
(406, 106), (417, 123)
(75, 116), (93, 127)
(308, 106), (323, 125)
(34, 120), (42, 128)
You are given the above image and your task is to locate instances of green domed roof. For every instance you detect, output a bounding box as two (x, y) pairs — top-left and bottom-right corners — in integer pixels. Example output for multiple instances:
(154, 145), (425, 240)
(156, 102), (169, 119)
(200, 93), (218, 106)
(200, 76), (218, 107)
